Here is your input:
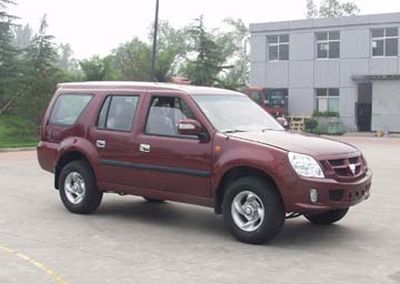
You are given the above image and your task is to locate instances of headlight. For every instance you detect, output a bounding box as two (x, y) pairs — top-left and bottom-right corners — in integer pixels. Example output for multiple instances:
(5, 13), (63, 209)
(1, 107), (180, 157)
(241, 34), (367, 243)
(288, 152), (324, 178)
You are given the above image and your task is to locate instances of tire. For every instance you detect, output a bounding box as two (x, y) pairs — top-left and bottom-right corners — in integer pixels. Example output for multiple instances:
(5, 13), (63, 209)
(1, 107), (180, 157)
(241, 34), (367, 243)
(143, 197), (165, 203)
(59, 160), (103, 214)
(304, 208), (349, 225)
(222, 176), (285, 244)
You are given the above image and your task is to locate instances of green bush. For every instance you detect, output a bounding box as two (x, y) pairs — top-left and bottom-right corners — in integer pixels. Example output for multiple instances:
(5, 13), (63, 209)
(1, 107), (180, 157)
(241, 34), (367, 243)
(0, 115), (38, 148)
(305, 119), (318, 132)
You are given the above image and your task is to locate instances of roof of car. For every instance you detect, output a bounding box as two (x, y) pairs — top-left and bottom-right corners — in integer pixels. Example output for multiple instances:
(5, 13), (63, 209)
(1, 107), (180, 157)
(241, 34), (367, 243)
(57, 81), (245, 96)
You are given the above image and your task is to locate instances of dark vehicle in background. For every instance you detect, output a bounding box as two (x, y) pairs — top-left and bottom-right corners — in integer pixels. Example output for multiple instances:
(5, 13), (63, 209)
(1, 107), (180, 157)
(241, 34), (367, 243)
(37, 82), (372, 244)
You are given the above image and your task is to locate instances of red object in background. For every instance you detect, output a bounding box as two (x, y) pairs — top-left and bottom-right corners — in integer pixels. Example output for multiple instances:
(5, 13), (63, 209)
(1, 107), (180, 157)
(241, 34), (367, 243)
(242, 87), (288, 118)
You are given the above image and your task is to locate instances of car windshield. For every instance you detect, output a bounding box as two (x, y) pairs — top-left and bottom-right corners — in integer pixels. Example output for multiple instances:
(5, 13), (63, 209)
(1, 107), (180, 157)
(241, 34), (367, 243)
(192, 94), (284, 133)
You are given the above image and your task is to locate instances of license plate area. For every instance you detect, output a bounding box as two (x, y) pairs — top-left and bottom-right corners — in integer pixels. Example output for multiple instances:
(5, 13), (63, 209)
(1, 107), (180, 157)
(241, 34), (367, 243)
(345, 182), (371, 202)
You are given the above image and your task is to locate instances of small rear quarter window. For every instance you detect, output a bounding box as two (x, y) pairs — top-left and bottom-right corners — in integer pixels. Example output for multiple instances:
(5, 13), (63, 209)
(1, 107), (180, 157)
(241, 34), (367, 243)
(49, 94), (92, 126)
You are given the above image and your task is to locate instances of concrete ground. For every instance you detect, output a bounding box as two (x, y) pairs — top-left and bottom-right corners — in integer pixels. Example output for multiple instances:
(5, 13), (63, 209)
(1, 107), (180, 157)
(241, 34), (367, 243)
(0, 137), (399, 284)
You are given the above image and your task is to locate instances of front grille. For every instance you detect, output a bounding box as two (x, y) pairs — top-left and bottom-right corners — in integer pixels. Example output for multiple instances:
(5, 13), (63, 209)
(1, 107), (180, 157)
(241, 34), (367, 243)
(349, 157), (359, 164)
(321, 155), (366, 180)
(329, 159), (344, 166)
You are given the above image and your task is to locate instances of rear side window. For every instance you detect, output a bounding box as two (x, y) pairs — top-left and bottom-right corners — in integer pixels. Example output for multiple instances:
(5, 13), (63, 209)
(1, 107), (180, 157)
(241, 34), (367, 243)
(97, 95), (139, 132)
(49, 94), (92, 126)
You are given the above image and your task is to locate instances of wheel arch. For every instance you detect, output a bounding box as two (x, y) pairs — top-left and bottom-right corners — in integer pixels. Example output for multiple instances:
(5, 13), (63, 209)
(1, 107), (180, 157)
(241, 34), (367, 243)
(213, 165), (282, 214)
(54, 151), (94, 190)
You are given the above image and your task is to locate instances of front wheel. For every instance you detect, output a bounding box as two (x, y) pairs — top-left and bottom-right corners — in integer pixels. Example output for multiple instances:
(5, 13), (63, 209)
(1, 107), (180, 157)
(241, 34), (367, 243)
(222, 177), (285, 244)
(59, 161), (103, 214)
(304, 208), (349, 225)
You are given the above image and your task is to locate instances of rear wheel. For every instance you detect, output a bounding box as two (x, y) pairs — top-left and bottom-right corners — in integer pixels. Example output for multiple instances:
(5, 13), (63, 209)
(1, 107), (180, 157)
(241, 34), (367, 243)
(59, 161), (103, 214)
(222, 177), (285, 244)
(304, 208), (349, 225)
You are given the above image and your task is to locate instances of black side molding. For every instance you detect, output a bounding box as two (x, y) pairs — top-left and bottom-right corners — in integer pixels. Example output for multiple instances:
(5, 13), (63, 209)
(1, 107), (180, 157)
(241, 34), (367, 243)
(101, 159), (211, 178)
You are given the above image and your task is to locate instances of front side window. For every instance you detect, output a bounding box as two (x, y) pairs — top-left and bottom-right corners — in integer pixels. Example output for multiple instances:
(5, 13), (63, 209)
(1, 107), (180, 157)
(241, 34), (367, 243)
(97, 95), (139, 131)
(316, 88), (339, 113)
(371, 27), (398, 57)
(49, 94), (92, 126)
(192, 94), (283, 133)
(267, 34), (289, 61)
(145, 96), (195, 137)
(316, 31), (340, 59)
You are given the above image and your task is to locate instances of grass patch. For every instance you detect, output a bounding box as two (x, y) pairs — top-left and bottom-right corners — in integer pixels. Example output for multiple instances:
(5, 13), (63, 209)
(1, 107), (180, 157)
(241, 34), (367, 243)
(0, 115), (38, 148)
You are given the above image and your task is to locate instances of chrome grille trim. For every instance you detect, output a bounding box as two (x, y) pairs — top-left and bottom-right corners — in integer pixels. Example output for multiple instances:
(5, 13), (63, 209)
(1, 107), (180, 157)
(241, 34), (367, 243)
(321, 155), (366, 181)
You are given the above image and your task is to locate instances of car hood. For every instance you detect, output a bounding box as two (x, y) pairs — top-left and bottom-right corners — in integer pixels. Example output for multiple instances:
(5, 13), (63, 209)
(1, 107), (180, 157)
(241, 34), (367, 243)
(230, 131), (358, 157)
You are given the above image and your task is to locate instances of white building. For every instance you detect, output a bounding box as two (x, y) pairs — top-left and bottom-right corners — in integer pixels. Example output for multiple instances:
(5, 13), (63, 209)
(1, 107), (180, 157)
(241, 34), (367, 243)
(250, 13), (400, 132)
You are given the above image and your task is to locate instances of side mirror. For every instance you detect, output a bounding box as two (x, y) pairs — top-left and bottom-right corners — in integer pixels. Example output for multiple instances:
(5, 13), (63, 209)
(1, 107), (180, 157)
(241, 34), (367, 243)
(178, 119), (203, 136)
(178, 119), (209, 141)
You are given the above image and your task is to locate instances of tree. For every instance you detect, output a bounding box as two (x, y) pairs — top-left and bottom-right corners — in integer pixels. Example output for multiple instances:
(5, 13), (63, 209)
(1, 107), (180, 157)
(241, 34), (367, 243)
(0, 0), (17, 23)
(306, 0), (360, 18)
(10, 14), (62, 123)
(12, 24), (33, 49)
(80, 56), (109, 81)
(57, 43), (77, 70)
(335, 1), (360, 16)
(26, 14), (58, 79)
(111, 37), (151, 81)
(150, 21), (188, 82)
(0, 0), (19, 114)
(306, 0), (318, 18)
(0, 7), (81, 142)
(178, 17), (250, 89)
(180, 16), (223, 86)
(215, 18), (250, 89)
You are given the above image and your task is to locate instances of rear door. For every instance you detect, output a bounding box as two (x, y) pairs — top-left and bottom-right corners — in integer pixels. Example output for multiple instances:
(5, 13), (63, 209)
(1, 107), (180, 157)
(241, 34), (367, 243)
(135, 91), (213, 198)
(88, 92), (144, 186)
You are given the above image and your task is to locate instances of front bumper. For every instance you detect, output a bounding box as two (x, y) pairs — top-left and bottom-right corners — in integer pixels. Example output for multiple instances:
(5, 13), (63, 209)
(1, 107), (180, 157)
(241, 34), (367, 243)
(284, 169), (372, 214)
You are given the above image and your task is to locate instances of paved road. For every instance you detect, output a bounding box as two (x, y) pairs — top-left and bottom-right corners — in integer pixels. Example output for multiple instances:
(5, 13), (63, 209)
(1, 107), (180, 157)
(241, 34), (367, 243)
(0, 137), (399, 284)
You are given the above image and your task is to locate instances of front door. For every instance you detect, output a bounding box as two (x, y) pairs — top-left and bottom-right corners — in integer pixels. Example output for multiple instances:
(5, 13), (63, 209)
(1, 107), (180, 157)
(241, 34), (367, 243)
(135, 92), (213, 198)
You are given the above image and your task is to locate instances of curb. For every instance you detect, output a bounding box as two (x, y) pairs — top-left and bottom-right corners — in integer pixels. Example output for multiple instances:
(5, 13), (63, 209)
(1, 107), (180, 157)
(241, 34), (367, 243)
(0, 147), (36, 153)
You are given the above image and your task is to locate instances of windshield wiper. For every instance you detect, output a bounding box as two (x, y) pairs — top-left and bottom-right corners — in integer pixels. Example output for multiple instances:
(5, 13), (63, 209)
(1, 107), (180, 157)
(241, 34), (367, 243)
(261, 128), (282, 132)
(223, 129), (247, 134)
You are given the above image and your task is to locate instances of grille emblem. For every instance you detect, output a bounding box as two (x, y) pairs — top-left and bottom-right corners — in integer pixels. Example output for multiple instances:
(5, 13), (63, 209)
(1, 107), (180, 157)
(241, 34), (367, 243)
(349, 164), (356, 175)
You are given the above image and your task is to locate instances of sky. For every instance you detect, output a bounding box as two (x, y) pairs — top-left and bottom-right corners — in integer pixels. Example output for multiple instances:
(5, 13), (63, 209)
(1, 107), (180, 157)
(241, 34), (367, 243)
(9, 0), (400, 59)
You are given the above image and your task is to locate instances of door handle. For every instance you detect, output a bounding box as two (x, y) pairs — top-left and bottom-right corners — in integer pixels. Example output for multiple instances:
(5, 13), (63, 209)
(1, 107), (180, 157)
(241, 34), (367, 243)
(139, 144), (151, 153)
(96, 140), (106, 149)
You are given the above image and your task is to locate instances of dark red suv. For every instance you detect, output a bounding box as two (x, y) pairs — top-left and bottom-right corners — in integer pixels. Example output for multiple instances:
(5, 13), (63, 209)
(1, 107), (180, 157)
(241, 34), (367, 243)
(37, 82), (372, 244)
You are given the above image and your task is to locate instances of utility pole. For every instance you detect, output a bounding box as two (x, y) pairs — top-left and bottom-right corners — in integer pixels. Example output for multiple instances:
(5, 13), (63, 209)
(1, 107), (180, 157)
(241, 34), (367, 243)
(151, 0), (159, 82)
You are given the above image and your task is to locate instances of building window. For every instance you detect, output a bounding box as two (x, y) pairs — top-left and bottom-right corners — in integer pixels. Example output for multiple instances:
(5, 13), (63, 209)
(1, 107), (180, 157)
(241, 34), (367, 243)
(316, 31), (340, 59)
(316, 88), (339, 113)
(371, 27), (398, 57)
(267, 34), (289, 61)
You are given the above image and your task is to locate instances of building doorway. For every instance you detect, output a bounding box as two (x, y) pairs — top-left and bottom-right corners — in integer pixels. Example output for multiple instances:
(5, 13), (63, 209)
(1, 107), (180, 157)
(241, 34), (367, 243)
(356, 83), (372, 131)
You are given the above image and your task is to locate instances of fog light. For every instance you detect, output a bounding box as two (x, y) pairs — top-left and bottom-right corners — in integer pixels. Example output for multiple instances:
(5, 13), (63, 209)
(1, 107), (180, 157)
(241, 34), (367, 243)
(309, 189), (319, 203)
